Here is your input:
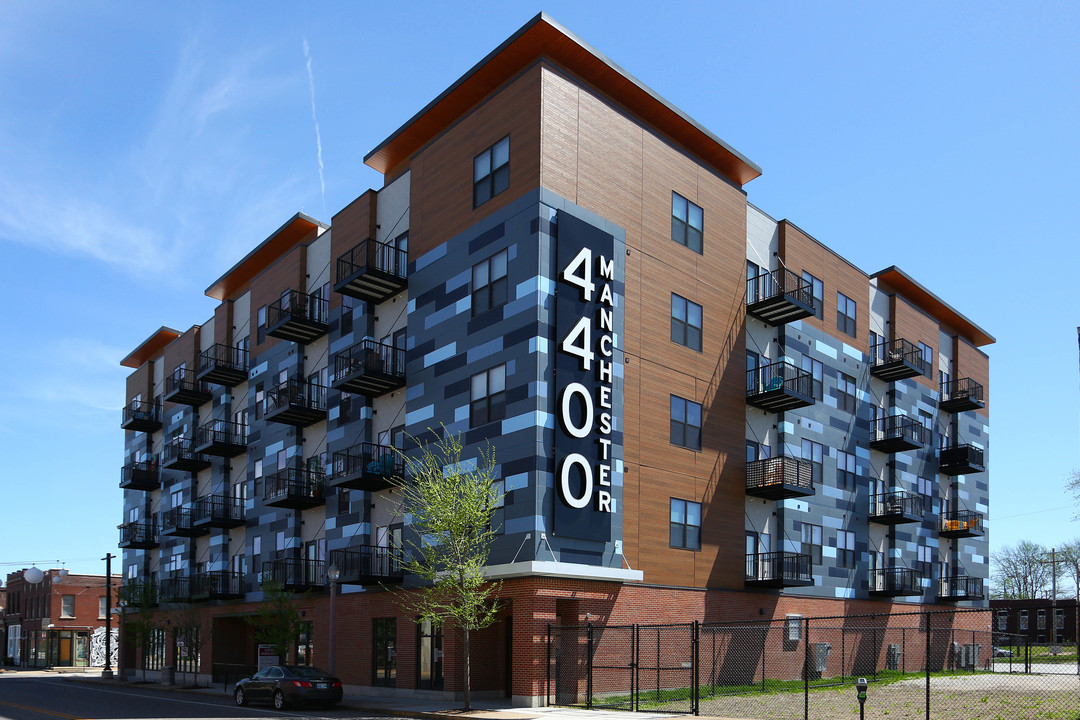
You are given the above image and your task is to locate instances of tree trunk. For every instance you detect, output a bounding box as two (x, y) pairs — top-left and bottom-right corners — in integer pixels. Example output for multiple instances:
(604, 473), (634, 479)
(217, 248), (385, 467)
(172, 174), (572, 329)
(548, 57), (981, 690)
(463, 625), (471, 710)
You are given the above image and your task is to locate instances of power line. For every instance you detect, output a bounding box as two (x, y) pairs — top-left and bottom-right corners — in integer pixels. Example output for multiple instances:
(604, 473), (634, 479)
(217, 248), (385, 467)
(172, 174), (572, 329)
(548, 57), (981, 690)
(992, 505), (1074, 521)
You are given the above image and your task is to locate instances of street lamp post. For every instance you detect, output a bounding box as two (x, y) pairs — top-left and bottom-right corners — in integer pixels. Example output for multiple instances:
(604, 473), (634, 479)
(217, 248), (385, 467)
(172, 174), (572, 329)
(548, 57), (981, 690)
(327, 564), (340, 676)
(102, 553), (114, 679)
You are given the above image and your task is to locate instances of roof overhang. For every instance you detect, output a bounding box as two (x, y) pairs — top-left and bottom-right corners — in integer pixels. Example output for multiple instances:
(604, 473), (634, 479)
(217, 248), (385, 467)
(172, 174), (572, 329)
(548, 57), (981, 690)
(204, 213), (328, 301)
(121, 326), (181, 368)
(872, 266), (995, 347)
(364, 12), (761, 187)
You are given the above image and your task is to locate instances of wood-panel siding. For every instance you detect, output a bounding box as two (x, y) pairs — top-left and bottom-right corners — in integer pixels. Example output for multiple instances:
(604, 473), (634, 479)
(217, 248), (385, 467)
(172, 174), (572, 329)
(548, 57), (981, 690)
(955, 337), (990, 416)
(249, 244), (308, 356)
(891, 295), (941, 390)
(330, 190), (378, 310)
(213, 301), (234, 347)
(125, 364), (152, 404)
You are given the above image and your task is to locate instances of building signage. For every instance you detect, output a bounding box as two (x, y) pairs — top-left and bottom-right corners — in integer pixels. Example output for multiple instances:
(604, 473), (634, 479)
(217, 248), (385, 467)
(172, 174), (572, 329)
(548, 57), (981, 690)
(553, 211), (622, 541)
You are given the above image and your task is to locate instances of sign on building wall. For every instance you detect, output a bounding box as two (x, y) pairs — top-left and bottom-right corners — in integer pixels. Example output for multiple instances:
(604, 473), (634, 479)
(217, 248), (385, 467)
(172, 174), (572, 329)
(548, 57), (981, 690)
(553, 211), (623, 541)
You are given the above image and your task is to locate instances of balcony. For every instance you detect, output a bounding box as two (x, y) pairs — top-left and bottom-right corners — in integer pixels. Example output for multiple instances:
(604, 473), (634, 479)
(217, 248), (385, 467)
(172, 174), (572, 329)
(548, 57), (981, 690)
(746, 268), (815, 325)
(869, 491), (924, 525)
(869, 339), (929, 382)
(334, 238), (408, 303)
(938, 575), (985, 601)
(264, 379), (327, 427)
(869, 568), (921, 597)
(194, 419), (248, 458)
(264, 468), (326, 510)
(938, 444), (985, 475)
(940, 509), (984, 538)
(331, 339), (406, 397)
(262, 558), (326, 591)
(119, 581), (157, 608)
(163, 438), (211, 473)
(939, 377), (985, 413)
(121, 400), (161, 432)
(158, 576), (194, 604)
(120, 460), (160, 491)
(266, 289), (329, 344)
(330, 442), (402, 492)
(745, 456), (814, 501)
(163, 368), (213, 407)
(161, 506), (200, 537)
(746, 361), (815, 412)
(870, 416), (927, 453)
(190, 571), (244, 600)
(197, 344), (249, 387)
(118, 522), (158, 550)
(744, 552), (814, 588)
(192, 495), (244, 530)
(329, 546), (404, 585)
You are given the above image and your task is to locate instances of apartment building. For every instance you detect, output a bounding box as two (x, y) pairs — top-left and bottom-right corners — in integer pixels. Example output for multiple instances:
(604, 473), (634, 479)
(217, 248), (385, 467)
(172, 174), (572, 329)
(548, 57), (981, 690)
(118, 14), (992, 703)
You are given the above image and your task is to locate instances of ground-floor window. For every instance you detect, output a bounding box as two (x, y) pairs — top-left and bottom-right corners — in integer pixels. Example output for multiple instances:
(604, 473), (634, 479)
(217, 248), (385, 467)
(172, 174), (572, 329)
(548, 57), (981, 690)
(373, 618), (396, 686)
(176, 626), (200, 675)
(417, 619), (443, 689)
(295, 621), (313, 666)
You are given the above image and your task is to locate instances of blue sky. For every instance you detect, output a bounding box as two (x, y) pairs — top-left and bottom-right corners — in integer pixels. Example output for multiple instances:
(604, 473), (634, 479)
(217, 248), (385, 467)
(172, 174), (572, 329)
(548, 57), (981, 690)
(1, 1), (1077, 579)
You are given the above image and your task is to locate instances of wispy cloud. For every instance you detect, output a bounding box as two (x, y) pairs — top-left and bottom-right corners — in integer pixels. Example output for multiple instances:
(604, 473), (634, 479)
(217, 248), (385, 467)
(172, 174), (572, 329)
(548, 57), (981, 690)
(3, 337), (128, 415)
(303, 36), (327, 218)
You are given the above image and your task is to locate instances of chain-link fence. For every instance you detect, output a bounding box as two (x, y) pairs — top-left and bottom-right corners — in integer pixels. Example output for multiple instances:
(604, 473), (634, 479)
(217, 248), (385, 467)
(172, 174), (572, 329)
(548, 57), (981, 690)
(547, 606), (1080, 719)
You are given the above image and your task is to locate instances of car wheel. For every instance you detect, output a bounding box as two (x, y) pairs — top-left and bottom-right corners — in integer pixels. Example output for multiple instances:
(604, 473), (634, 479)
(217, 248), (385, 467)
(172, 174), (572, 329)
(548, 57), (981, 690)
(273, 690), (287, 710)
(234, 688), (247, 706)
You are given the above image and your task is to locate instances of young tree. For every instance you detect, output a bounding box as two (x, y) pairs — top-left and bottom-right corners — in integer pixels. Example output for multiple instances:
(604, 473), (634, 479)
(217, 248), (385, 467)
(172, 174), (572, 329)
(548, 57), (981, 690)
(171, 605), (207, 688)
(393, 429), (503, 710)
(118, 581), (158, 682)
(247, 579), (305, 665)
(993, 541), (1053, 599)
(1067, 471), (1080, 519)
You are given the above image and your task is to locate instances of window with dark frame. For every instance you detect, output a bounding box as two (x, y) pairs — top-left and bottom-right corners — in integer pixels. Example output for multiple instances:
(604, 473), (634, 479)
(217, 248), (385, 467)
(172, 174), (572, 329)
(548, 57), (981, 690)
(61, 595), (74, 617)
(802, 271), (823, 319)
(472, 249), (509, 316)
(670, 294), (703, 351)
(337, 488), (350, 515)
(473, 136), (509, 207)
(801, 355), (823, 400)
(837, 292), (857, 337)
(919, 341), (933, 371)
(1038, 609), (1047, 630)
(669, 498), (701, 550)
(869, 330), (882, 364)
(470, 364), (507, 428)
(997, 611), (1008, 631)
(373, 618), (397, 686)
(746, 261), (760, 303)
(837, 450), (856, 490)
(669, 395), (702, 451)
(801, 523), (823, 564)
(671, 192), (703, 253)
(838, 371), (856, 413)
(801, 439), (823, 485)
(837, 530), (855, 569)
(918, 545), (934, 578)
(416, 619), (444, 689)
(257, 306), (267, 344)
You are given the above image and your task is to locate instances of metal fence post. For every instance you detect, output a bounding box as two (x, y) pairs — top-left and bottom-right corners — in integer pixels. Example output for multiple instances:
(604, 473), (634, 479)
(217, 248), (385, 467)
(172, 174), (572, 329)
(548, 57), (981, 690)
(655, 626), (661, 705)
(586, 622), (594, 710)
(546, 624), (551, 706)
(761, 625), (767, 693)
(924, 612), (931, 720)
(902, 627), (906, 674)
(804, 617), (811, 720)
(632, 624), (638, 712)
(692, 620), (700, 716)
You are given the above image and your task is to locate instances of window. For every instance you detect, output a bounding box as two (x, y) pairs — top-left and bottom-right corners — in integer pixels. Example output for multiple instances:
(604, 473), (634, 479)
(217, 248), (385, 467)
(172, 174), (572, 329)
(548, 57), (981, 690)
(746, 261), (760, 303)
(746, 350), (759, 393)
(472, 249), (509, 316)
(341, 295), (354, 336)
(670, 294), (703, 351)
(869, 330), (882, 364)
(939, 369), (951, 395)
(671, 192), (703, 253)
(918, 477), (933, 498)
(837, 292), (857, 337)
(786, 614), (803, 642)
(470, 365), (507, 427)
(801, 439), (823, 485)
(669, 498), (701, 550)
(837, 530), (855, 569)
(257, 306), (267, 344)
(99, 596), (107, 618)
(801, 356), (823, 400)
(254, 382), (264, 421)
(338, 487), (351, 515)
(670, 396), (702, 451)
(1056, 608), (1065, 630)
(473, 136), (509, 207)
(1038, 609), (1047, 630)
(1020, 610), (1029, 631)
(997, 611), (1008, 631)
(417, 619), (444, 689)
(837, 450), (856, 490)
(801, 523), (822, 564)
(61, 595), (74, 617)
(373, 618), (397, 686)
(802, 271), (823, 320)
(918, 545), (934, 577)
(919, 342), (933, 371)
(838, 372), (856, 413)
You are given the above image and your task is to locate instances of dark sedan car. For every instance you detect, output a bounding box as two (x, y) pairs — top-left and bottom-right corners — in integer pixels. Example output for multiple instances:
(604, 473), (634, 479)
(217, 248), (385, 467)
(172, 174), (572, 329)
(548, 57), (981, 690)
(234, 665), (343, 709)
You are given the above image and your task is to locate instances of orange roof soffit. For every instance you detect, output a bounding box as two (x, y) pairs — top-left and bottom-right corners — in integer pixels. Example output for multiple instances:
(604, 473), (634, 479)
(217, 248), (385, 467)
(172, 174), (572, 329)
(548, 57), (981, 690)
(121, 326), (181, 368)
(872, 266), (995, 347)
(205, 213), (328, 301)
(364, 13), (761, 187)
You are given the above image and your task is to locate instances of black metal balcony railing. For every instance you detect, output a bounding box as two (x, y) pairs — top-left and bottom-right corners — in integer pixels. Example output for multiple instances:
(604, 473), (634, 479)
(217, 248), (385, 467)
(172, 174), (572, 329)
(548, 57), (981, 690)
(940, 509), (985, 538)
(330, 442), (403, 492)
(745, 360), (816, 412)
(161, 506), (200, 537)
(158, 576), (194, 603)
(870, 415), (927, 453)
(329, 546), (405, 585)
(120, 460), (160, 491)
(119, 580), (157, 608)
(162, 437), (212, 473)
(938, 443), (985, 475)
(121, 399), (162, 432)
(744, 552), (814, 587)
(745, 268), (816, 325)
(190, 571), (244, 600)
(869, 339), (930, 382)
(331, 339), (406, 397)
(263, 468), (326, 510)
(163, 368), (213, 407)
(197, 343), (249, 387)
(266, 289), (329, 344)
(939, 377), (985, 413)
(262, 558), (326, 591)
(118, 522), (158, 549)
(263, 379), (327, 427)
(194, 419), (248, 458)
(745, 456), (814, 500)
(869, 491), (924, 524)
(939, 575), (985, 601)
(869, 568), (921, 596)
(193, 495), (244, 529)
(334, 238), (408, 303)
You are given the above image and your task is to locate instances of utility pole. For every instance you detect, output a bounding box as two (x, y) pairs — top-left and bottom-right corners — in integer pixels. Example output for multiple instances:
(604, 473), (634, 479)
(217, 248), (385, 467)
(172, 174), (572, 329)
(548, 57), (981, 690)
(1039, 548), (1065, 651)
(102, 553), (114, 678)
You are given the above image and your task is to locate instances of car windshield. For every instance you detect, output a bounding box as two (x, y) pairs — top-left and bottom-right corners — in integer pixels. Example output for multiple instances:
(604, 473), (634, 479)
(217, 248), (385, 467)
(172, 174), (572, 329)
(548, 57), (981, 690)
(286, 665), (330, 678)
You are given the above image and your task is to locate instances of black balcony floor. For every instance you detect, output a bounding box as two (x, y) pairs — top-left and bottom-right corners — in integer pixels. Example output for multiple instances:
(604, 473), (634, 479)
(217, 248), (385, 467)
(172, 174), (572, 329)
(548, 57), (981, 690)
(869, 435), (925, 453)
(118, 537), (158, 550)
(744, 575), (815, 589)
(940, 459), (985, 476)
(264, 491), (325, 511)
(747, 293), (815, 326)
(264, 405), (326, 427)
(162, 525), (203, 538)
(120, 467), (160, 491)
(870, 358), (925, 382)
(746, 387), (815, 413)
(163, 455), (212, 473)
(940, 518), (984, 538)
(266, 316), (328, 344)
(163, 386), (213, 407)
(335, 267), (407, 304)
(121, 415), (161, 432)
(332, 366), (406, 397)
(197, 363), (249, 387)
(939, 394), (985, 413)
(869, 585), (919, 597)
(330, 469), (395, 493)
(193, 515), (244, 530)
(194, 437), (247, 458)
(745, 481), (816, 501)
(869, 509), (922, 525)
